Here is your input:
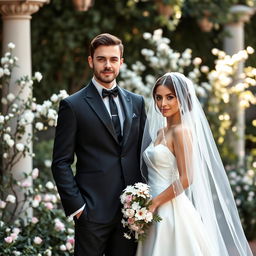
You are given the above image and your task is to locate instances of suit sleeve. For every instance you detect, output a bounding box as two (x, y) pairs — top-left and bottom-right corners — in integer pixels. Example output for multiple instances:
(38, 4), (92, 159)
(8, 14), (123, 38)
(51, 99), (85, 216)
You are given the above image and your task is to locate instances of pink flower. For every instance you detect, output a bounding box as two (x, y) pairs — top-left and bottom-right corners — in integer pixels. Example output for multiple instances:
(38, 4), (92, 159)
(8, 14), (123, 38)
(31, 217), (39, 224)
(21, 180), (32, 188)
(44, 194), (52, 202)
(32, 168), (39, 179)
(126, 195), (133, 203)
(66, 242), (72, 251)
(34, 236), (42, 244)
(54, 220), (65, 231)
(0, 200), (6, 209)
(4, 236), (13, 243)
(67, 237), (75, 245)
(128, 218), (135, 224)
(124, 203), (130, 209)
(44, 202), (53, 210)
(10, 233), (18, 240)
(130, 224), (140, 232)
(34, 194), (42, 202)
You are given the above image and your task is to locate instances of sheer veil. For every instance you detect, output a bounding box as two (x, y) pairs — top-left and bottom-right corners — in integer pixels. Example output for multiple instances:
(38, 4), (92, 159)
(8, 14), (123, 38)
(141, 72), (253, 256)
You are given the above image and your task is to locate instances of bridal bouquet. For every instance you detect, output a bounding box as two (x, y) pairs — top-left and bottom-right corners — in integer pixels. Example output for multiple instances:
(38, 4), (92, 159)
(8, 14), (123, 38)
(120, 182), (162, 241)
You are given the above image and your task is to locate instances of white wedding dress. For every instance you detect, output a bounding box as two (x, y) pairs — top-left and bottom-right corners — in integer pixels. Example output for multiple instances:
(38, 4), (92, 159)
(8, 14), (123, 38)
(136, 143), (217, 256)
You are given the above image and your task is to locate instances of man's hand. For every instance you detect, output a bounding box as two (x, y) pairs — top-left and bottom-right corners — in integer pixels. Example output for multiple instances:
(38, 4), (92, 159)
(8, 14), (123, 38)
(76, 210), (83, 219)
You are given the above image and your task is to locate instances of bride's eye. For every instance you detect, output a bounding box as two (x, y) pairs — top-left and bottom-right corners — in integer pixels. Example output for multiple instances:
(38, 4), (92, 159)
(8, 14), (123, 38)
(167, 95), (175, 100)
(155, 95), (162, 101)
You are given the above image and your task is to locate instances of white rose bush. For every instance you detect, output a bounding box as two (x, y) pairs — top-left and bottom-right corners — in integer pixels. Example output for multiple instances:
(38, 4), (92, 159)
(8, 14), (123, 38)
(119, 29), (256, 240)
(0, 44), (74, 255)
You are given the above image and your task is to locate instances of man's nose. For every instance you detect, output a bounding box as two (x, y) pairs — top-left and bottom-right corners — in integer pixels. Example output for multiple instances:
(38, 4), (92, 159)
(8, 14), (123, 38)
(105, 60), (111, 68)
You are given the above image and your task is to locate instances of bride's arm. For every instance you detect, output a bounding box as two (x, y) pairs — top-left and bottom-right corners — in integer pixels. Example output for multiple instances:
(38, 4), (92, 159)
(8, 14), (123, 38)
(149, 126), (192, 213)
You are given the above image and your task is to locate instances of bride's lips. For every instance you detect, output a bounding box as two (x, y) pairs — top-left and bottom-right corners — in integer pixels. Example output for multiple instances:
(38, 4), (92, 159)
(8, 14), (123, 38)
(161, 108), (170, 113)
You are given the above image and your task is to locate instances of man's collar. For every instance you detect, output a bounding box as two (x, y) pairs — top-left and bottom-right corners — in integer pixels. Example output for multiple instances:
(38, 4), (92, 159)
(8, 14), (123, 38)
(92, 77), (117, 94)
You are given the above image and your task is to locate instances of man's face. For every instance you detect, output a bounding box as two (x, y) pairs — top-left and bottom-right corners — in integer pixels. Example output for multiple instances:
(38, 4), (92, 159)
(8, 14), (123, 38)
(88, 45), (123, 88)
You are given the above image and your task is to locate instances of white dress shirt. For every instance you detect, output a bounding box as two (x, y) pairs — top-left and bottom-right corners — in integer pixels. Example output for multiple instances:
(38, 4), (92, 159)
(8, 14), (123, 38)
(92, 77), (125, 133)
(69, 77), (125, 219)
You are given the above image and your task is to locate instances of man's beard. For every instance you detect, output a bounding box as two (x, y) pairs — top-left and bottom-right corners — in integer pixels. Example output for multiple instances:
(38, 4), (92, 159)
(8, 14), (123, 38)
(93, 67), (118, 84)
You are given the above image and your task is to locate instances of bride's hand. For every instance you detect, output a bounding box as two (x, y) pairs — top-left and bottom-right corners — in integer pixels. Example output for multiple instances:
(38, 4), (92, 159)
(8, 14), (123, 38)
(149, 199), (159, 213)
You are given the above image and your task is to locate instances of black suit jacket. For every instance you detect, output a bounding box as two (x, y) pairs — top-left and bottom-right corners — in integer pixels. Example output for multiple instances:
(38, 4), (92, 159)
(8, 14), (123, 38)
(51, 82), (146, 223)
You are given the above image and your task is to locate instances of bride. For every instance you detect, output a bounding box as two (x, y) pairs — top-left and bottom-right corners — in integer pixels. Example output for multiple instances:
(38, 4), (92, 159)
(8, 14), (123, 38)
(136, 73), (253, 256)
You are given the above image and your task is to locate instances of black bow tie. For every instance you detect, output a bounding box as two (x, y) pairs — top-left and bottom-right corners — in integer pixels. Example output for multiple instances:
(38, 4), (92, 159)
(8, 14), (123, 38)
(102, 87), (119, 98)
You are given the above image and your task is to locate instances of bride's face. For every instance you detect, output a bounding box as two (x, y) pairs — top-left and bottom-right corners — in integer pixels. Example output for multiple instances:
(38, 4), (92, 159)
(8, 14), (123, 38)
(154, 85), (180, 118)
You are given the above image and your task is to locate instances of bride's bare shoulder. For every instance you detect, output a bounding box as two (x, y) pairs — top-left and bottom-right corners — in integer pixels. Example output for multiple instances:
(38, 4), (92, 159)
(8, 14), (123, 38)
(171, 125), (191, 139)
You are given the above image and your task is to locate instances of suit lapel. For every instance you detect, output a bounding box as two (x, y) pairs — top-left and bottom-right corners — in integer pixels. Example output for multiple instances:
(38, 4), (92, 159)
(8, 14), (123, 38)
(118, 87), (133, 146)
(84, 82), (119, 144)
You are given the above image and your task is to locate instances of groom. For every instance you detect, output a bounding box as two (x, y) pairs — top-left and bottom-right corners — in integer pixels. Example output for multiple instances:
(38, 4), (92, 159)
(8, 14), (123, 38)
(51, 33), (146, 256)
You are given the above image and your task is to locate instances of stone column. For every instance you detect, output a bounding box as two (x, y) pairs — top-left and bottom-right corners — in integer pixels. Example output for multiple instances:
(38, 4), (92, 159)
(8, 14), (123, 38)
(0, 0), (49, 218)
(223, 5), (254, 166)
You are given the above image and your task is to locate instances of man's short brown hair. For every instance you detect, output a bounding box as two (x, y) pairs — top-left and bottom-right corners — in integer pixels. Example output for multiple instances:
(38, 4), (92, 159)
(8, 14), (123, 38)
(89, 33), (124, 58)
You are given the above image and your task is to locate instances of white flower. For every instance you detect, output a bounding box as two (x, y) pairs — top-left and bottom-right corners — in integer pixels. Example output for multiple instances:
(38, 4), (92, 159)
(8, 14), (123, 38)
(135, 207), (148, 220)
(131, 202), (140, 211)
(7, 93), (15, 102)
(32, 200), (39, 208)
(34, 236), (43, 244)
(193, 57), (202, 66)
(23, 110), (35, 124)
(60, 244), (66, 251)
(3, 153), (8, 159)
(59, 90), (69, 99)
(12, 228), (21, 234)
(34, 72), (43, 82)
(4, 68), (10, 76)
(48, 119), (56, 127)
(16, 143), (25, 152)
(145, 212), (153, 223)
(46, 181), (54, 190)
(8, 42), (15, 49)
(0, 115), (5, 123)
(1, 57), (9, 65)
(45, 249), (52, 256)
(50, 94), (58, 102)
(13, 251), (21, 256)
(44, 160), (52, 168)
(31, 217), (39, 224)
(143, 32), (151, 40)
(7, 139), (15, 148)
(6, 194), (16, 204)
(68, 228), (74, 234)
(201, 65), (209, 73)
(124, 233), (131, 239)
(35, 122), (44, 131)
(32, 168), (39, 179)
(2, 97), (8, 105)
(0, 200), (7, 209)
(125, 209), (135, 218)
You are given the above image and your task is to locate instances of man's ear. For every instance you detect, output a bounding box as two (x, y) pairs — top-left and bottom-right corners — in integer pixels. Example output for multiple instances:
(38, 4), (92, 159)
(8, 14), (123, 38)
(120, 57), (124, 66)
(88, 56), (93, 69)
